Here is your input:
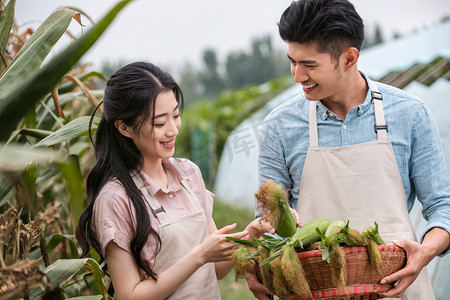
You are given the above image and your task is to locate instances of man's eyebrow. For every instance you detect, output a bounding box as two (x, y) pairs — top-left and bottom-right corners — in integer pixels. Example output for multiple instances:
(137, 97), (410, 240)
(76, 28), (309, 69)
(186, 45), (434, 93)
(154, 103), (179, 119)
(287, 54), (316, 64)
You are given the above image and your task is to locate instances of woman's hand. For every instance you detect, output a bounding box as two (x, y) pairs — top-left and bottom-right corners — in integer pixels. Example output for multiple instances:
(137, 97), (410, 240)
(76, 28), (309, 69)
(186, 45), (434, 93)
(244, 218), (274, 240)
(196, 223), (248, 264)
(290, 207), (301, 227)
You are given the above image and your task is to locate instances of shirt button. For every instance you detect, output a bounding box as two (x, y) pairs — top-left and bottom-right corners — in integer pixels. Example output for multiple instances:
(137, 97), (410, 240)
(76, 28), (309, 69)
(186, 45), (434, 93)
(322, 112), (327, 118)
(358, 109), (364, 115)
(168, 193), (173, 199)
(329, 113), (334, 117)
(343, 125), (348, 130)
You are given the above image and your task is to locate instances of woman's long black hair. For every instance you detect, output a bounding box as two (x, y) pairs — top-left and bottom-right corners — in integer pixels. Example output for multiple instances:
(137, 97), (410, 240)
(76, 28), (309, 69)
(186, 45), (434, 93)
(76, 61), (184, 281)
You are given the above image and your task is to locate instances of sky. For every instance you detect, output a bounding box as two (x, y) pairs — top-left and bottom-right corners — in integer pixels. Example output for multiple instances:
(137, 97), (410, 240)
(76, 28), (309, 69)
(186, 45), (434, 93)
(13, 0), (450, 74)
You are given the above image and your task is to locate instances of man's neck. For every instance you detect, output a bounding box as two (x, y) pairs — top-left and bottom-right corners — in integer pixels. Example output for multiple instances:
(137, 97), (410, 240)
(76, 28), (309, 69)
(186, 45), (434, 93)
(321, 71), (368, 120)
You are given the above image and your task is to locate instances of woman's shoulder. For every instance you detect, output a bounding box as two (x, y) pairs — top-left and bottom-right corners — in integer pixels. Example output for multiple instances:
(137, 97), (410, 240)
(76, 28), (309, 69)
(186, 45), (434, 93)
(167, 157), (201, 179)
(95, 178), (130, 211)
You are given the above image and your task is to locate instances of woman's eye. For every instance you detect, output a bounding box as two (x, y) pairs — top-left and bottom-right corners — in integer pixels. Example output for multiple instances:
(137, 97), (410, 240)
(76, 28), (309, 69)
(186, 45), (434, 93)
(154, 123), (165, 127)
(174, 114), (180, 119)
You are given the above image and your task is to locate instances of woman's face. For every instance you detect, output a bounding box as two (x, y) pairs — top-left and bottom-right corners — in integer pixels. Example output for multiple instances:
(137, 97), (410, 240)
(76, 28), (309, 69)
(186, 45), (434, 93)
(126, 90), (181, 163)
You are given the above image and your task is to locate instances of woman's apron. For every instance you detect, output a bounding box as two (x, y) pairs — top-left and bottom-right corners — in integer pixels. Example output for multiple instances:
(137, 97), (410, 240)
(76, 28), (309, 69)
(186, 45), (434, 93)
(296, 79), (434, 299)
(132, 169), (221, 300)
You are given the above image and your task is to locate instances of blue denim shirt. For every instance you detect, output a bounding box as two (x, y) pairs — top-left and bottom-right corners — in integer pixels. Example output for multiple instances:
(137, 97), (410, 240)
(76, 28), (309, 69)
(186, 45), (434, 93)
(259, 78), (450, 253)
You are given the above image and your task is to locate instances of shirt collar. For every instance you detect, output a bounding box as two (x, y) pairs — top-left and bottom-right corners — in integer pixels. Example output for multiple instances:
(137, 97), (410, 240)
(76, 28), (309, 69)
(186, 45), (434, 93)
(316, 72), (374, 120)
(139, 159), (184, 196)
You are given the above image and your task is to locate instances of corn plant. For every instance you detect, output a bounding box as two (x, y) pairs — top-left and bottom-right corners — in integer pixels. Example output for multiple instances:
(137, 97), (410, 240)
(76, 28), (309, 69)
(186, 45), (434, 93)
(0, 0), (132, 298)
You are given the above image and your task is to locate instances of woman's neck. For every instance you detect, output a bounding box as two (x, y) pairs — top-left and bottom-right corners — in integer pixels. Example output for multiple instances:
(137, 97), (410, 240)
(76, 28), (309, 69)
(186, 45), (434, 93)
(142, 159), (168, 189)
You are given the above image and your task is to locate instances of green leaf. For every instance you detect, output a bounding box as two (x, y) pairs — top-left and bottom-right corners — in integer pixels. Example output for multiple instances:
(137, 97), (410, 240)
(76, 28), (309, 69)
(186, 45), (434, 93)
(29, 258), (109, 300)
(0, 0), (132, 141)
(23, 163), (38, 216)
(16, 128), (54, 139)
(58, 71), (108, 94)
(226, 236), (258, 248)
(0, 143), (60, 171)
(0, 7), (78, 92)
(0, 0), (15, 54)
(259, 248), (282, 266)
(66, 296), (105, 300)
(46, 233), (79, 257)
(58, 155), (85, 233)
(33, 116), (100, 148)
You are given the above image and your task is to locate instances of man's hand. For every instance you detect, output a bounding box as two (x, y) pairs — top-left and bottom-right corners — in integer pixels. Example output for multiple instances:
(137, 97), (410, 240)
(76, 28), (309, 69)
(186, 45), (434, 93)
(380, 240), (425, 297)
(381, 228), (449, 298)
(244, 271), (273, 300)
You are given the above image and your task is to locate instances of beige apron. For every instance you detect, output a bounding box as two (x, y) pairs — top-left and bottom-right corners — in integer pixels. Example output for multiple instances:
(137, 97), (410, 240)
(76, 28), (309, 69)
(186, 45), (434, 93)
(132, 169), (221, 300)
(296, 79), (434, 299)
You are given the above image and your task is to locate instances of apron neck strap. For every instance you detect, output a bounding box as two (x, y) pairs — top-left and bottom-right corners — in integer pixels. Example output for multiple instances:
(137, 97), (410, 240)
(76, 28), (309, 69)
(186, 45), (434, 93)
(369, 79), (388, 141)
(308, 78), (387, 147)
(169, 160), (202, 207)
(131, 171), (170, 226)
(130, 165), (202, 226)
(309, 101), (319, 148)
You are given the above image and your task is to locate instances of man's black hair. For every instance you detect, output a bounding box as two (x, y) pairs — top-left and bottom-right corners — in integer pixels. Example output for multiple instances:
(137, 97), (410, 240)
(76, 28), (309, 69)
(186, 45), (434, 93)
(278, 0), (364, 63)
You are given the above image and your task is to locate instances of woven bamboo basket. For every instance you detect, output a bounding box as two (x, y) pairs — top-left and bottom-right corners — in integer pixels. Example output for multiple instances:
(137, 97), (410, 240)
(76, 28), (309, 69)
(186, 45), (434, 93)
(294, 244), (406, 300)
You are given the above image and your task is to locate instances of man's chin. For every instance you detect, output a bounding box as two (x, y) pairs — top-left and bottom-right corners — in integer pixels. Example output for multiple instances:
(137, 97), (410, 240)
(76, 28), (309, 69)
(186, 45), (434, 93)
(305, 95), (321, 101)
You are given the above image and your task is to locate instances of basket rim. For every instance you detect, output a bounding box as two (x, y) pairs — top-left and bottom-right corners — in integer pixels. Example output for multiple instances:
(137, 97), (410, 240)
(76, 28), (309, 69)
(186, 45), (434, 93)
(297, 243), (405, 258)
(294, 284), (392, 299)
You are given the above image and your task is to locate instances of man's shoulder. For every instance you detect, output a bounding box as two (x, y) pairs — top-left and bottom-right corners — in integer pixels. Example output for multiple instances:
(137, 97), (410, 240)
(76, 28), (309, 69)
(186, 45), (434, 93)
(265, 93), (308, 121)
(375, 81), (423, 104)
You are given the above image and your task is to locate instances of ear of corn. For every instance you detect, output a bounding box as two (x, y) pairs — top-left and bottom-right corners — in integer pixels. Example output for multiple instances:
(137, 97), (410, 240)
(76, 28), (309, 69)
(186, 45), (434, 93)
(330, 243), (347, 292)
(232, 246), (255, 281)
(280, 243), (311, 298)
(362, 222), (385, 274)
(255, 181), (297, 238)
(290, 218), (332, 249)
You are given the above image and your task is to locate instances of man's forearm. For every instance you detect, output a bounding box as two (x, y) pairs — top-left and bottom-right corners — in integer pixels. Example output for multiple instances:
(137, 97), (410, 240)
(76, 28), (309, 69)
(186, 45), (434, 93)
(421, 227), (450, 264)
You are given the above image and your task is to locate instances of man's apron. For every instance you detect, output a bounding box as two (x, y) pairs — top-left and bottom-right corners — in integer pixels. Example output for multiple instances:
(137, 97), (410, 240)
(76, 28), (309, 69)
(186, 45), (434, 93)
(296, 79), (434, 299)
(132, 169), (221, 299)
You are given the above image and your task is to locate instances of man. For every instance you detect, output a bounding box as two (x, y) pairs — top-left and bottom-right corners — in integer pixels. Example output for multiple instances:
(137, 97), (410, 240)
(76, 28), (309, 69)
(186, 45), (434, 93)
(248, 0), (450, 299)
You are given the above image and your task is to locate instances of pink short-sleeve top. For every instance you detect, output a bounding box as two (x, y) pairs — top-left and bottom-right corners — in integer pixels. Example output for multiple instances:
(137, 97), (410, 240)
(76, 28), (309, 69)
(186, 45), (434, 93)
(91, 157), (214, 280)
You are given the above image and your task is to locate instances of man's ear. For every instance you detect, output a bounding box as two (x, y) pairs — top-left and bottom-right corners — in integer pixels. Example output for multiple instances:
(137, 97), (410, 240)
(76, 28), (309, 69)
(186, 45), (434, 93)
(115, 120), (133, 138)
(342, 47), (360, 70)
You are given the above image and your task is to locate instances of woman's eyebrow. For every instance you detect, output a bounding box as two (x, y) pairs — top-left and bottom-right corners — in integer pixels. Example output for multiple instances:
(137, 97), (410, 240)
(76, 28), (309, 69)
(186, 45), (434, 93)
(154, 104), (179, 119)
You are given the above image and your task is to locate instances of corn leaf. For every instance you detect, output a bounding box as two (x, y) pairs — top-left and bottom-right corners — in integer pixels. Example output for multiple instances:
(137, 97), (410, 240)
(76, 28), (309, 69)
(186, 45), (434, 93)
(66, 296), (109, 300)
(0, 143), (59, 171)
(29, 258), (109, 300)
(0, 7), (78, 92)
(16, 128), (54, 139)
(33, 116), (100, 148)
(0, 0), (15, 54)
(0, 0), (132, 141)
(226, 236), (259, 248)
(57, 155), (85, 233)
(58, 71), (108, 94)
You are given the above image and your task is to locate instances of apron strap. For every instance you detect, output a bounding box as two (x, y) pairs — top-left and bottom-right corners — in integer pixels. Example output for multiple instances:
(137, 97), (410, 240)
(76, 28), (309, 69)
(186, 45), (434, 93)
(368, 79), (388, 141)
(130, 171), (170, 226)
(170, 160), (203, 208)
(309, 101), (319, 148)
(308, 79), (388, 146)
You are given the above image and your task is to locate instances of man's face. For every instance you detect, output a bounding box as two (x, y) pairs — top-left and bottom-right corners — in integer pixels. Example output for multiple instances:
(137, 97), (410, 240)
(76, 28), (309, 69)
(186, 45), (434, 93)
(287, 42), (344, 101)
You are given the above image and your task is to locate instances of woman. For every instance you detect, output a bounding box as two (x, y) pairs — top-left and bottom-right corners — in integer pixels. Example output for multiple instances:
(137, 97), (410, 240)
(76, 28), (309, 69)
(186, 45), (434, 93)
(76, 62), (268, 299)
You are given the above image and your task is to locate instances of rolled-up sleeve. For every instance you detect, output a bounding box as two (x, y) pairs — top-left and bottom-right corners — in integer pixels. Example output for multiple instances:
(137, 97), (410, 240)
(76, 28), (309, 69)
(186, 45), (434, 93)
(410, 103), (450, 256)
(92, 180), (135, 256)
